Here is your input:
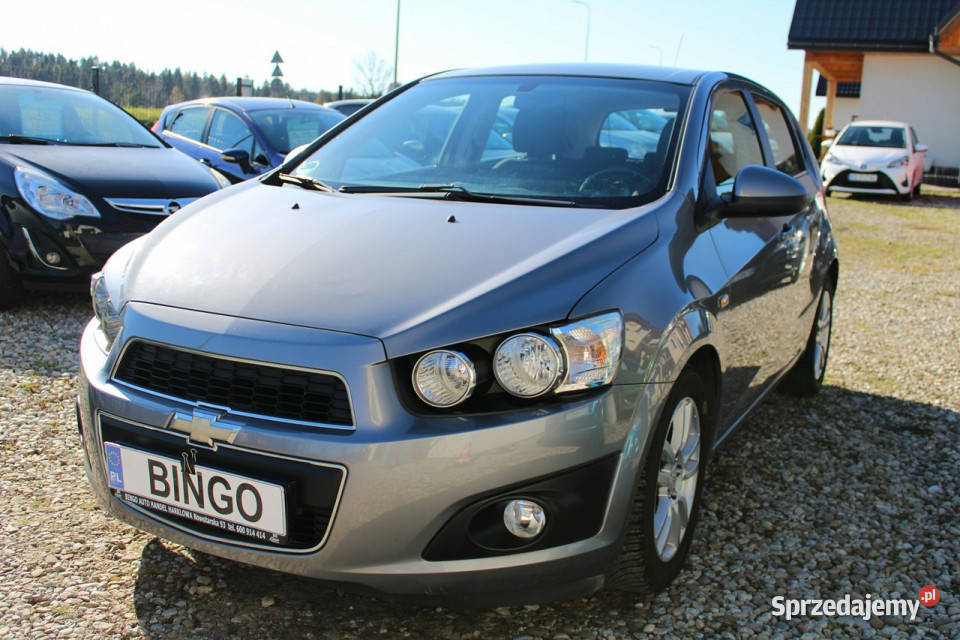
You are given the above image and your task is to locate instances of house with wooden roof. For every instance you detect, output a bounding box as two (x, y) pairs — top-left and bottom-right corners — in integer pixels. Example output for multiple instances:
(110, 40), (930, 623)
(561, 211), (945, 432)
(788, 0), (960, 182)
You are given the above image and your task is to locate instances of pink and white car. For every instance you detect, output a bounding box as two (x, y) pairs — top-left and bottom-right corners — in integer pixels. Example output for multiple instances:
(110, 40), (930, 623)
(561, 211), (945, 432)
(820, 120), (928, 200)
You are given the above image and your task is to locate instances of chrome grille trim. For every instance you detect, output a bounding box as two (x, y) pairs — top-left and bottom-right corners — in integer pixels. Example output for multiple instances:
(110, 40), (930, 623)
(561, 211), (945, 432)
(105, 197), (199, 216)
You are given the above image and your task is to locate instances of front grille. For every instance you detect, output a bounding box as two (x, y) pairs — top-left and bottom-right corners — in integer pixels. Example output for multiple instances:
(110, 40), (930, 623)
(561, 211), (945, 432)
(99, 415), (343, 551)
(830, 170), (898, 191)
(114, 341), (353, 427)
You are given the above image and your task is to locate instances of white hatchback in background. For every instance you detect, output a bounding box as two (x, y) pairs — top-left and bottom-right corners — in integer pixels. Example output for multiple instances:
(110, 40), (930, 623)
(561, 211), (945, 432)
(820, 120), (928, 200)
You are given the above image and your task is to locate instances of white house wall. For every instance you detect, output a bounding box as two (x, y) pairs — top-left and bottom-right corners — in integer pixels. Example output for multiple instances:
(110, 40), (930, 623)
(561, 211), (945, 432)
(832, 98), (861, 129)
(859, 53), (960, 170)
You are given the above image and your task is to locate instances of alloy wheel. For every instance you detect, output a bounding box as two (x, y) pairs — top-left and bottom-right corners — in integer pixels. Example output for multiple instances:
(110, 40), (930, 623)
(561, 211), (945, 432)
(654, 396), (701, 562)
(812, 289), (832, 380)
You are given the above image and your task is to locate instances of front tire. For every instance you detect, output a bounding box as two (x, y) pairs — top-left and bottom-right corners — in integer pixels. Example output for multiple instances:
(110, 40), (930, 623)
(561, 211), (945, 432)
(780, 286), (833, 396)
(608, 370), (709, 594)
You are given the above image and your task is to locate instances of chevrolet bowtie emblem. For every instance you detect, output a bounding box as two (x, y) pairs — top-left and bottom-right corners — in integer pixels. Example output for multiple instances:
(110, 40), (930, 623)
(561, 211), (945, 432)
(167, 407), (240, 449)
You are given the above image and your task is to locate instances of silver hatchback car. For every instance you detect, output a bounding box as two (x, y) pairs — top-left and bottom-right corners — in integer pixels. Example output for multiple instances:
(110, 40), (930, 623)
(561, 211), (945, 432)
(78, 64), (838, 604)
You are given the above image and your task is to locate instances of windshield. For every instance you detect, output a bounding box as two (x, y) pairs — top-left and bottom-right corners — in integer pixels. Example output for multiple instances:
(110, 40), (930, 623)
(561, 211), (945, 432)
(0, 85), (161, 147)
(249, 108), (345, 154)
(837, 125), (906, 149)
(290, 75), (689, 208)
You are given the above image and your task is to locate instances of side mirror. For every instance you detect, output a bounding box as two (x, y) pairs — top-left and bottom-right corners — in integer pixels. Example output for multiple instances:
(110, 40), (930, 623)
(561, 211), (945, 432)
(915, 143), (929, 153)
(722, 165), (812, 217)
(221, 148), (252, 172)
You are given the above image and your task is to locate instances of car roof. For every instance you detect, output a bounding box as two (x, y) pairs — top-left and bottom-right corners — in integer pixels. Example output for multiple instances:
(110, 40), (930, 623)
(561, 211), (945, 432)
(429, 63), (710, 85)
(0, 75), (88, 92)
(168, 96), (333, 113)
(842, 120), (909, 128)
(324, 99), (373, 106)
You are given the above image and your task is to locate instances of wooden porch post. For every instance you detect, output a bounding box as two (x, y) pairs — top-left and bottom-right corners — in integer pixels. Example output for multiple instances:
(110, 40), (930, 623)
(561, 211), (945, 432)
(798, 55), (814, 136)
(824, 77), (837, 133)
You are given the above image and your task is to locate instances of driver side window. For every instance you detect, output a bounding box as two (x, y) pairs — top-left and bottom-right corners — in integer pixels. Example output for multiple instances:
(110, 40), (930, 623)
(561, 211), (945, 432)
(708, 92), (763, 195)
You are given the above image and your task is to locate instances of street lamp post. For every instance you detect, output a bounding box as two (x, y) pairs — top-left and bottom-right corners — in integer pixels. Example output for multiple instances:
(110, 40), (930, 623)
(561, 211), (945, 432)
(393, 0), (401, 87)
(571, 0), (590, 62)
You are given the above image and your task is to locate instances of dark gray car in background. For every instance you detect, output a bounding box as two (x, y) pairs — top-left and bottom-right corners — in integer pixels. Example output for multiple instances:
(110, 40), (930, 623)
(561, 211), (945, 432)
(78, 63), (838, 603)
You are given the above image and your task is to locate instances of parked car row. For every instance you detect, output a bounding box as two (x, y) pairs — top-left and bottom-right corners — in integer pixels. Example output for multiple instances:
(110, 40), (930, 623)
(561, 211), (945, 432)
(153, 97), (345, 183)
(0, 77), (227, 308)
(0, 78), (355, 308)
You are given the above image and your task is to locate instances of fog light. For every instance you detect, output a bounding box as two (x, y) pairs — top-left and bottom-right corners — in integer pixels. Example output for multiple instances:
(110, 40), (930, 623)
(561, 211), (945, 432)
(503, 499), (546, 539)
(44, 251), (61, 265)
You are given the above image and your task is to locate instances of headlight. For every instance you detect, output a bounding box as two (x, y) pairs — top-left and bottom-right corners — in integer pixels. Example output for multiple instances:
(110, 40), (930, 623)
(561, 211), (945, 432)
(550, 311), (623, 392)
(825, 153), (841, 165)
(412, 350), (477, 407)
(494, 333), (565, 398)
(14, 167), (99, 220)
(888, 155), (909, 168)
(90, 272), (123, 350)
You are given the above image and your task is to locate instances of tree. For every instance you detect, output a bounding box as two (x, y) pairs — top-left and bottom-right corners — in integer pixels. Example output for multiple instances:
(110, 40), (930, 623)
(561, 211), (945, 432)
(808, 108), (825, 160)
(353, 51), (393, 98)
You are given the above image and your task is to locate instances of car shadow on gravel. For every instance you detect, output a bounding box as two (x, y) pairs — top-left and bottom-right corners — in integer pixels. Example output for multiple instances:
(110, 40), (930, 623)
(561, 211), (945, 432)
(129, 384), (959, 639)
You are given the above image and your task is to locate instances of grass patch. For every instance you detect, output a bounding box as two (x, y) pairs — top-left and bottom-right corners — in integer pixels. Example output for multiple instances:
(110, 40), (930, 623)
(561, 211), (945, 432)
(828, 197), (959, 274)
(123, 106), (162, 128)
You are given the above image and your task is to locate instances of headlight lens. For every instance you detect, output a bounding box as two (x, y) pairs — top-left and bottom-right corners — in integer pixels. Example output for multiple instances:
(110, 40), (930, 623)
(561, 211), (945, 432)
(494, 333), (565, 398)
(14, 167), (99, 220)
(888, 155), (909, 168)
(825, 153), (841, 165)
(550, 311), (623, 392)
(412, 350), (477, 407)
(90, 272), (122, 349)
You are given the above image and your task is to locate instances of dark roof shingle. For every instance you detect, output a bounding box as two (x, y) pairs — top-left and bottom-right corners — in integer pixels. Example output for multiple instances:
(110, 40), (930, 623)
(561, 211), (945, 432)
(788, 0), (960, 51)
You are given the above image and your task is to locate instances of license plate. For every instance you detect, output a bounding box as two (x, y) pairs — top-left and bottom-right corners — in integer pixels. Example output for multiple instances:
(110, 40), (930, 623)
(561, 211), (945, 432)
(848, 173), (878, 183)
(105, 442), (287, 543)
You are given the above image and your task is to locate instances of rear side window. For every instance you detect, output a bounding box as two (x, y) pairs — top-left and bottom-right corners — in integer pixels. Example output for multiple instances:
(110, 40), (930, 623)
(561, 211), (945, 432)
(753, 98), (802, 175)
(167, 107), (208, 141)
(708, 92), (763, 194)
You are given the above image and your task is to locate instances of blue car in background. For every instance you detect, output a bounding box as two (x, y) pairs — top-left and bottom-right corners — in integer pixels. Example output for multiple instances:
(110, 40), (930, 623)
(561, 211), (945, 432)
(153, 97), (345, 182)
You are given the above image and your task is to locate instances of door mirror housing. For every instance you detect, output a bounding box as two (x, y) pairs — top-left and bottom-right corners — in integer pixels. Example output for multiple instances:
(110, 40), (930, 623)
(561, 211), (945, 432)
(915, 143), (929, 153)
(722, 165), (812, 217)
(221, 148), (252, 172)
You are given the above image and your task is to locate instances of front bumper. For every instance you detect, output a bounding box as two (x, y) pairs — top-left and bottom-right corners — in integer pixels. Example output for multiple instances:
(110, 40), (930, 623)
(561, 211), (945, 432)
(1, 198), (162, 290)
(821, 162), (912, 195)
(78, 302), (667, 603)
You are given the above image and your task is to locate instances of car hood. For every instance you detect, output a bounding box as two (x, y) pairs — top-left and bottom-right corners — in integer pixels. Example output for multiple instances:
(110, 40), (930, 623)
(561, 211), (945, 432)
(827, 145), (909, 167)
(1, 145), (220, 198)
(120, 182), (661, 357)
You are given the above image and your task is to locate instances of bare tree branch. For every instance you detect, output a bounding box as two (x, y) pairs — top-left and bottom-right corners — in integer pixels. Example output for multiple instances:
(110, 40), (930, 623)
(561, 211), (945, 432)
(353, 51), (393, 98)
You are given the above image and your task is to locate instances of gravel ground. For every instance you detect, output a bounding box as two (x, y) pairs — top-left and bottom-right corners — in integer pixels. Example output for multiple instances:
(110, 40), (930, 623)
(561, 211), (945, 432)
(1, 192), (958, 639)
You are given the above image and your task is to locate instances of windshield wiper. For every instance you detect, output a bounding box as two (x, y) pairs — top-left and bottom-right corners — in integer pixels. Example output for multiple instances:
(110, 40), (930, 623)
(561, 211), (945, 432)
(338, 183), (578, 207)
(277, 173), (334, 192)
(68, 141), (157, 148)
(0, 135), (57, 145)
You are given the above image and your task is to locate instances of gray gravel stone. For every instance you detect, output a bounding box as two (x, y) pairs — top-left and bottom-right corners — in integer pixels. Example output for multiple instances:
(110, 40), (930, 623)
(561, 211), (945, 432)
(1, 195), (958, 638)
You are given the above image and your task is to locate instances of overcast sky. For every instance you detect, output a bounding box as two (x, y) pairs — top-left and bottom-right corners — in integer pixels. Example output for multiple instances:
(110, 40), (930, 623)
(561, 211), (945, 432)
(2, 0), (824, 123)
